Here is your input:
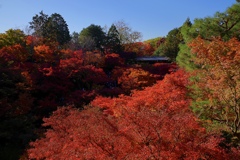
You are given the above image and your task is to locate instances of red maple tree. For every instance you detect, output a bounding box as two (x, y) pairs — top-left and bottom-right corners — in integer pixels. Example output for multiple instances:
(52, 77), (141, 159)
(27, 70), (240, 159)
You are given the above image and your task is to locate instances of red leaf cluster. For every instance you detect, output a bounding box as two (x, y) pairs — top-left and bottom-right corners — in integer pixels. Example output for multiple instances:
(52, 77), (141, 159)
(27, 70), (240, 159)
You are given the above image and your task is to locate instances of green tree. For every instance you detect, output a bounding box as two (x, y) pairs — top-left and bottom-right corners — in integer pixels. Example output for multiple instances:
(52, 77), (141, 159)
(0, 29), (26, 48)
(187, 3), (240, 41)
(29, 11), (48, 37)
(154, 28), (183, 61)
(79, 24), (106, 51)
(176, 18), (196, 71)
(29, 11), (70, 45)
(43, 13), (70, 45)
(106, 24), (122, 53)
(177, 3), (240, 71)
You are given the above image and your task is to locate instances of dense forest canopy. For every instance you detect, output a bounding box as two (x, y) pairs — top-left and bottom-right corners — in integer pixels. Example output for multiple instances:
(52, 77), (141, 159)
(0, 2), (240, 159)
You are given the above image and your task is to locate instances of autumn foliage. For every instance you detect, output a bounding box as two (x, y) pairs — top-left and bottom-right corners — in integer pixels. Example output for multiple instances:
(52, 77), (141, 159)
(189, 37), (240, 134)
(123, 42), (155, 56)
(2, 8), (240, 159)
(1, 33), (175, 159)
(117, 67), (156, 94)
(27, 70), (240, 159)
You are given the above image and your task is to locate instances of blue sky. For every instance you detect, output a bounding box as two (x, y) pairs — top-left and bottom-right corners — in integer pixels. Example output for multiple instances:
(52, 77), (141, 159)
(0, 0), (237, 40)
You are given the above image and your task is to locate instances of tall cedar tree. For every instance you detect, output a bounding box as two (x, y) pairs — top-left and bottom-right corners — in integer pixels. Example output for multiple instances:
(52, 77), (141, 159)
(106, 24), (122, 53)
(29, 11), (70, 45)
(44, 13), (71, 45)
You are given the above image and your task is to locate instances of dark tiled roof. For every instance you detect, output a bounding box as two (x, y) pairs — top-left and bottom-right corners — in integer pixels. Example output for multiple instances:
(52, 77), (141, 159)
(135, 56), (169, 61)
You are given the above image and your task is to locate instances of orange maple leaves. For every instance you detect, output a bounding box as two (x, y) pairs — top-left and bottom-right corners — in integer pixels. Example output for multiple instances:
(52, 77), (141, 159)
(189, 37), (240, 134)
